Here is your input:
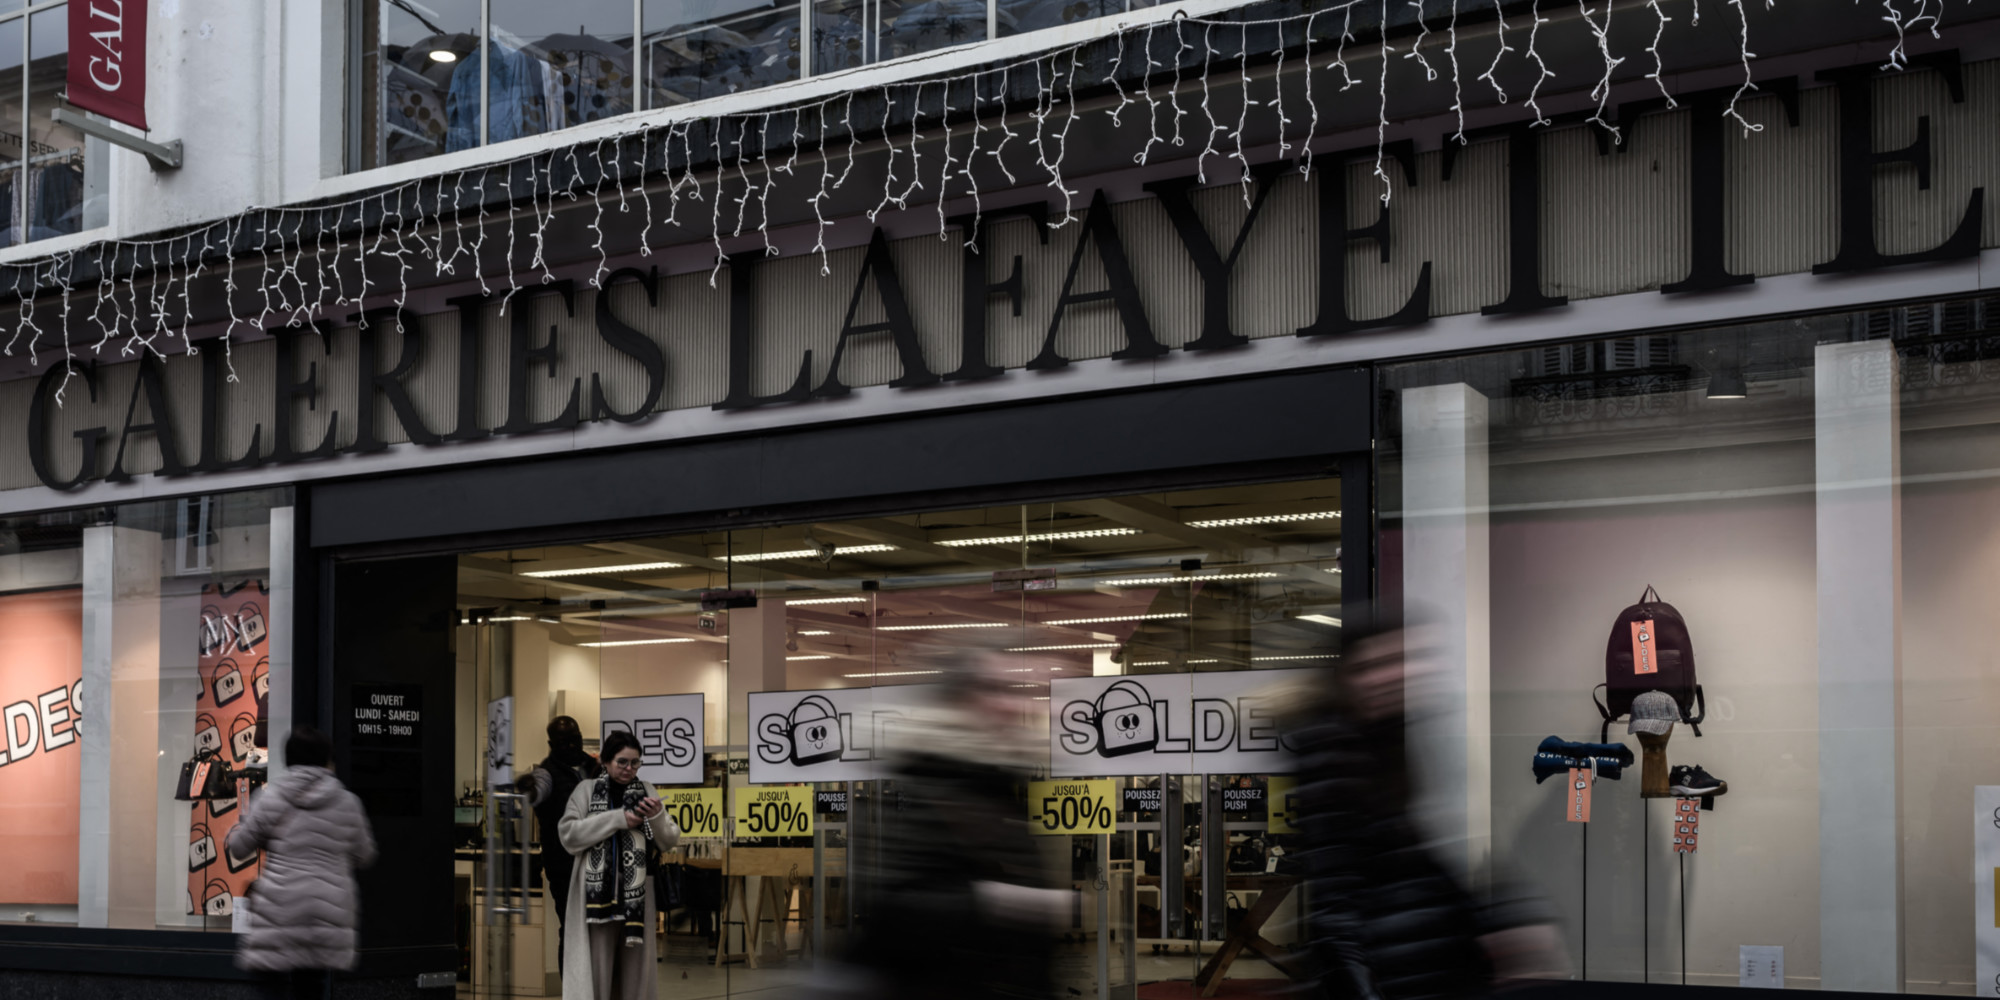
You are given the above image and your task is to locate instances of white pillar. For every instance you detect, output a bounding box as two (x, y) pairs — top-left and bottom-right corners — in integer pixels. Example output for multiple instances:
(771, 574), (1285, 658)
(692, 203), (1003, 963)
(78, 525), (162, 929)
(726, 603), (789, 749)
(1399, 383), (1492, 884)
(266, 507), (294, 782)
(1815, 340), (1902, 992)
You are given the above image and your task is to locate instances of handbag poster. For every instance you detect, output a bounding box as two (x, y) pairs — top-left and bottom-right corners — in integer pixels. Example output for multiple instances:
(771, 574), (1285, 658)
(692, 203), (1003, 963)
(187, 580), (269, 916)
(0, 588), (83, 904)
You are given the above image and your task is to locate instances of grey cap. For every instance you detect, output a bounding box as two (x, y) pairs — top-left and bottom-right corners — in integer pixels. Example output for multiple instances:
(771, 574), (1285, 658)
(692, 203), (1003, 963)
(1628, 691), (1679, 736)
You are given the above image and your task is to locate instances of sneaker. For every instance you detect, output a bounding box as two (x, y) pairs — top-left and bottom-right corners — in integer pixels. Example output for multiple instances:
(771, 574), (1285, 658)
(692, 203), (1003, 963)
(1670, 764), (1727, 797)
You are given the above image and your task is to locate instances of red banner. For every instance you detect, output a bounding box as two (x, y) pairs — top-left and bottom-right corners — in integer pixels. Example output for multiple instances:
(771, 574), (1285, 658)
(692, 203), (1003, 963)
(67, 0), (147, 130)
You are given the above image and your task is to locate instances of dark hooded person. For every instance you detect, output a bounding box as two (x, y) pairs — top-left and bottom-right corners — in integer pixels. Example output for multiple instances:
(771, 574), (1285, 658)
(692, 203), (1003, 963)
(519, 715), (602, 971)
(1290, 609), (1567, 1000)
(227, 726), (379, 1000)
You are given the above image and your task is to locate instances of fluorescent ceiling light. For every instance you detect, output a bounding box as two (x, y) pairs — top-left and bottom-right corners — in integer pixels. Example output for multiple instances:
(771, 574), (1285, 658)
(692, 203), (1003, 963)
(1041, 612), (1189, 626)
(523, 560), (685, 578)
(1188, 658), (1220, 664)
(1132, 661), (1169, 667)
(937, 528), (1140, 547)
(723, 544), (896, 563)
(787, 655), (833, 661)
(580, 637), (699, 648)
(487, 615), (532, 622)
(1253, 653), (1342, 662)
(841, 669), (943, 678)
(1296, 614), (1343, 628)
(1321, 567), (1342, 575)
(876, 621), (1009, 632)
(786, 596), (866, 606)
(1104, 572), (1279, 587)
(798, 629), (831, 636)
(1032, 696), (1051, 701)
(1187, 511), (1341, 528)
(1006, 643), (1118, 652)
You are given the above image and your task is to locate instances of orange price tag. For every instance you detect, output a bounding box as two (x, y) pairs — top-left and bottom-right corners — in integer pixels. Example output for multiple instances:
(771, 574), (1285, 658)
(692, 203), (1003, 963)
(1567, 767), (1593, 823)
(191, 761), (212, 793)
(1631, 619), (1659, 675)
(1674, 798), (1699, 853)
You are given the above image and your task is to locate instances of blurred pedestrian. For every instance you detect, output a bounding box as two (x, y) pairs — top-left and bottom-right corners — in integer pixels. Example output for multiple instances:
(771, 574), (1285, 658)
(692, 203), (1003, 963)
(1291, 608), (1567, 1000)
(839, 640), (1064, 1000)
(227, 725), (378, 1000)
(519, 715), (602, 972)
(558, 729), (680, 1000)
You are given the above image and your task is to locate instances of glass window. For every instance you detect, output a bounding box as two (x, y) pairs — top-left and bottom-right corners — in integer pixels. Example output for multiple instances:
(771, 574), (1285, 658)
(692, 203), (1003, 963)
(643, 0), (800, 109)
(0, 489), (290, 930)
(0, 16), (23, 247)
(26, 3), (101, 240)
(361, 0), (481, 167)
(489, 0), (635, 143)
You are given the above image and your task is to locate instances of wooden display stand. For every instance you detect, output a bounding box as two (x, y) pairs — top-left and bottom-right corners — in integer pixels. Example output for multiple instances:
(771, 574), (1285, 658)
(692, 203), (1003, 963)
(710, 848), (845, 968)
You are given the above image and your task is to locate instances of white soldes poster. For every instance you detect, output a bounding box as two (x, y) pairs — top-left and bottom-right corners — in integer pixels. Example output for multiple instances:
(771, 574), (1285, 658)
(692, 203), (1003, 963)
(1977, 786), (2000, 997)
(601, 694), (705, 786)
(1048, 669), (1312, 777)
(747, 684), (931, 784)
(486, 696), (513, 788)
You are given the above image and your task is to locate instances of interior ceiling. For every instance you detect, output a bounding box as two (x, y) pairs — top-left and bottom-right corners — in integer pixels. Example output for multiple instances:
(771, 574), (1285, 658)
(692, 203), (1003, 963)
(457, 478), (1343, 681)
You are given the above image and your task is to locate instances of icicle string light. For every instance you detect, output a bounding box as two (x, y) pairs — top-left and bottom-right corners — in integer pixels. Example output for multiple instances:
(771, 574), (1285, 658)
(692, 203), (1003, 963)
(0, 0), (1822, 383)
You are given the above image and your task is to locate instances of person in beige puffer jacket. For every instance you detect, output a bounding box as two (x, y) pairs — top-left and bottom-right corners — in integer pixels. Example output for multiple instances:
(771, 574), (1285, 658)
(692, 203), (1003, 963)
(228, 726), (378, 998)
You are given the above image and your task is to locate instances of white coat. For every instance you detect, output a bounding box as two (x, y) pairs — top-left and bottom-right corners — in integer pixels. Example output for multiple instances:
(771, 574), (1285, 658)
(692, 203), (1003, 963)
(558, 778), (679, 1000)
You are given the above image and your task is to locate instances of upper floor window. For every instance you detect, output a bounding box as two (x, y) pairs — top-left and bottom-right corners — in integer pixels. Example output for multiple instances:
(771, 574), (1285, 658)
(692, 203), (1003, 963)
(348, 0), (1152, 172)
(0, 1), (108, 247)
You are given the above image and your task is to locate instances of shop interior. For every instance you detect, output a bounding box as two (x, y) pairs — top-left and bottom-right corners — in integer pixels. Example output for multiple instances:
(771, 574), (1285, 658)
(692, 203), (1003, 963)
(446, 477), (1345, 998)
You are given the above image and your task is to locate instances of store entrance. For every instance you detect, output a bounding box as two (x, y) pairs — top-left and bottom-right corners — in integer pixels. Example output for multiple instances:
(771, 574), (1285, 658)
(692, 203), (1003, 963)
(437, 476), (1348, 999)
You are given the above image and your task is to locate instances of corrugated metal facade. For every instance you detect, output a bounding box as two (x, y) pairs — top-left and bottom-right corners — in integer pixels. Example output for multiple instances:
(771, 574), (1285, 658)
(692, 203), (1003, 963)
(2, 61), (1995, 493)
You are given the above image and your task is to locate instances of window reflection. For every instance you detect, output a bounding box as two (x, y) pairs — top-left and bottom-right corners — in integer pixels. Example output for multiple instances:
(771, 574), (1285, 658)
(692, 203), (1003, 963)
(486, 0), (635, 144)
(998, 0), (1121, 36)
(28, 6), (99, 239)
(644, 0), (801, 108)
(375, 0), (480, 165)
(0, 18), (23, 248)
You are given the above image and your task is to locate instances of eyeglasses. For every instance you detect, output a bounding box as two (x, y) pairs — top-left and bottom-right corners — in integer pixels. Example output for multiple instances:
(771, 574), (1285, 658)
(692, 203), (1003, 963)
(609, 756), (642, 769)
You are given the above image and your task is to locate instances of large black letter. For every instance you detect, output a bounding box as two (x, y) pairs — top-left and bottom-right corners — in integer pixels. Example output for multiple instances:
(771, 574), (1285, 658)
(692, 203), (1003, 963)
(1814, 53), (1984, 275)
(1149, 161), (1290, 350)
(270, 325), (339, 464)
(1445, 122), (1567, 315)
(813, 228), (938, 398)
(943, 204), (1043, 382)
(351, 308), (440, 452)
(1028, 190), (1165, 370)
(28, 362), (105, 490)
(443, 293), (490, 442)
(592, 267), (667, 423)
(106, 354), (189, 482)
(496, 282), (582, 434)
(714, 253), (812, 410)
(1296, 142), (1432, 337)
(190, 336), (263, 473)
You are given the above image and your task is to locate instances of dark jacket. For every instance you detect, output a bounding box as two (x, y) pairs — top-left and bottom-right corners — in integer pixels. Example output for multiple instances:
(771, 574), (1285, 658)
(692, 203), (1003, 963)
(846, 749), (1058, 1000)
(1291, 713), (1497, 1000)
(226, 766), (378, 972)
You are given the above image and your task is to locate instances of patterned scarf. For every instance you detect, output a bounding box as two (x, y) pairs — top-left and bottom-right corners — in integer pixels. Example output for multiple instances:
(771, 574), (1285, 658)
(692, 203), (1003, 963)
(581, 777), (649, 946)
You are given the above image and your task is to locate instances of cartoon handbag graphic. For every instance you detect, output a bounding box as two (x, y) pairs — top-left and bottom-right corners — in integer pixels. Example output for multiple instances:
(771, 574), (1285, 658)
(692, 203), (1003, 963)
(1091, 680), (1159, 758)
(784, 695), (844, 766)
(236, 604), (268, 652)
(230, 713), (259, 762)
(202, 878), (234, 916)
(189, 823), (218, 872)
(209, 658), (246, 708)
(226, 833), (260, 874)
(194, 713), (224, 757)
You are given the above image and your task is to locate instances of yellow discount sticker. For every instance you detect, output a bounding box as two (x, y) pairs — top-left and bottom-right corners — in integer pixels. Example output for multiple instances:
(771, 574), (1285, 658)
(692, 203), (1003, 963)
(1267, 776), (1300, 835)
(734, 785), (814, 837)
(658, 787), (724, 838)
(1028, 778), (1116, 836)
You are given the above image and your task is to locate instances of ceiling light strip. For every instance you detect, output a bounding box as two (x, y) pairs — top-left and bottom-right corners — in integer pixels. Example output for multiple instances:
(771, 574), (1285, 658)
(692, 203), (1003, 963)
(840, 669), (944, 678)
(722, 544), (897, 563)
(1252, 654), (1342, 661)
(1006, 643), (1119, 652)
(1041, 612), (1190, 626)
(785, 596), (867, 606)
(936, 528), (1141, 547)
(1186, 511), (1341, 528)
(1103, 572), (1280, 587)
(787, 655), (833, 661)
(875, 622), (1010, 632)
(522, 560), (687, 578)
(579, 637), (699, 648)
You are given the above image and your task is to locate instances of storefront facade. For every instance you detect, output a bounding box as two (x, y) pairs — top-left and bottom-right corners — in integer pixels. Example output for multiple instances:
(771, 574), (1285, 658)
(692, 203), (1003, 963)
(0, 1), (1997, 997)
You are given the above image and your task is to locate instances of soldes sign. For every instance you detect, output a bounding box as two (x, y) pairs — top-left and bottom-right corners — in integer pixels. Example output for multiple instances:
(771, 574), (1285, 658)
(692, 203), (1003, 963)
(600, 693), (703, 786)
(1049, 670), (1309, 777)
(747, 685), (928, 784)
